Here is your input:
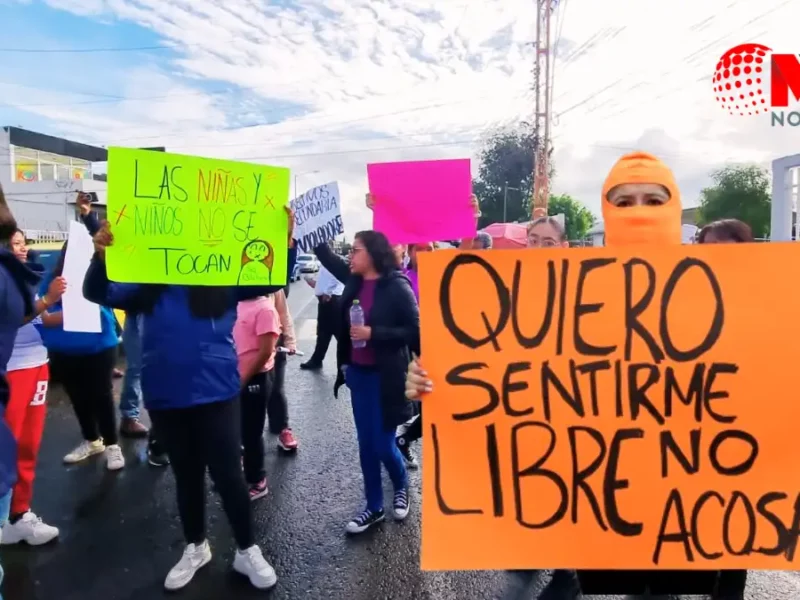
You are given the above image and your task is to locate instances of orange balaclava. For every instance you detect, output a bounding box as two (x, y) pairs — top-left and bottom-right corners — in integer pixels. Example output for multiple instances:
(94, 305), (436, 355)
(601, 152), (682, 246)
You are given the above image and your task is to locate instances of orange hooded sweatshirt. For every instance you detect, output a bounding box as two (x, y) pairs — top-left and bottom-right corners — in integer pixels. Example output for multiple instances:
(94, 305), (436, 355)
(601, 152), (682, 246)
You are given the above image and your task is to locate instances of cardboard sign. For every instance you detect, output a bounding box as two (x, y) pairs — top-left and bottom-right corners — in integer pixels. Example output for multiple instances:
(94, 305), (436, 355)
(290, 182), (344, 253)
(368, 158), (475, 244)
(62, 220), (101, 333)
(419, 243), (800, 571)
(106, 147), (290, 286)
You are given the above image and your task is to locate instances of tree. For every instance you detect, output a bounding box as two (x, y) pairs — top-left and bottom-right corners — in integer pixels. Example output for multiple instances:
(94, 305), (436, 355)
(473, 124), (536, 227)
(697, 165), (771, 237)
(472, 123), (595, 237)
(548, 193), (596, 240)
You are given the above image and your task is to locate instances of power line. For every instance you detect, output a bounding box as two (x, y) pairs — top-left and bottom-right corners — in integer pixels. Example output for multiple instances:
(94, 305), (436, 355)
(555, 0), (788, 124)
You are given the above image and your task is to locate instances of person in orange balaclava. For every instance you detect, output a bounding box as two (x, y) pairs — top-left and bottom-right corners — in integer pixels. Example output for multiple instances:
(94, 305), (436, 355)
(404, 152), (732, 599)
(601, 150), (682, 246)
(575, 151), (728, 599)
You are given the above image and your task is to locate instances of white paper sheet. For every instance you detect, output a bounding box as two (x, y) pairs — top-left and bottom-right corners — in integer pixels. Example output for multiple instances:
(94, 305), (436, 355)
(62, 220), (102, 333)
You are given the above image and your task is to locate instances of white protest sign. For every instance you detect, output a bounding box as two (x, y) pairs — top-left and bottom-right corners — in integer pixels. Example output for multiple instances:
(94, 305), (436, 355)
(290, 182), (344, 253)
(62, 220), (102, 333)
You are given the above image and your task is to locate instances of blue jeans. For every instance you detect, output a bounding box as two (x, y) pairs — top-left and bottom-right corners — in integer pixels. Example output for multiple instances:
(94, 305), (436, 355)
(119, 313), (143, 419)
(346, 366), (407, 512)
(0, 489), (11, 597)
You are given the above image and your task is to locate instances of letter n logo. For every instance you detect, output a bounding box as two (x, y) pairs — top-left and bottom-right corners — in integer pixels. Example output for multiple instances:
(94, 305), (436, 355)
(771, 54), (800, 108)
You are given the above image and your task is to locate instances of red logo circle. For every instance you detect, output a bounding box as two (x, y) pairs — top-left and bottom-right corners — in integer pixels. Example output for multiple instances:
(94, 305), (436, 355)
(713, 43), (771, 116)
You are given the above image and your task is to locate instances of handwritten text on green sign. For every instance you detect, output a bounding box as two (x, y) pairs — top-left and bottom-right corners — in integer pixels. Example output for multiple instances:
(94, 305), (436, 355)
(106, 147), (290, 286)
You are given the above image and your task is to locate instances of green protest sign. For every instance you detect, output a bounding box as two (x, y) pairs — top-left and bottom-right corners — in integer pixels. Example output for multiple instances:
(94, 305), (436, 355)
(106, 147), (290, 286)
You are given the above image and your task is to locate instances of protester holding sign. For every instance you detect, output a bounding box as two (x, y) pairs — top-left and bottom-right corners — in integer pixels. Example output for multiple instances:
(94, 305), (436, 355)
(82, 211), (296, 592)
(39, 247), (123, 472)
(313, 233), (418, 534)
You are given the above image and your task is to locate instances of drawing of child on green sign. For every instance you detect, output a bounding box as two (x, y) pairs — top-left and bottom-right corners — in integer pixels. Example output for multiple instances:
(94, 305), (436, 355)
(238, 240), (274, 284)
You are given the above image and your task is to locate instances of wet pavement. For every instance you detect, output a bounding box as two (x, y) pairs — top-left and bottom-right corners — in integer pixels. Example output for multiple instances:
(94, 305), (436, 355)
(2, 281), (799, 600)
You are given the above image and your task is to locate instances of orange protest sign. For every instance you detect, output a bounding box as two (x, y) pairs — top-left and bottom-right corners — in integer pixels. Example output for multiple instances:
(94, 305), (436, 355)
(418, 243), (800, 571)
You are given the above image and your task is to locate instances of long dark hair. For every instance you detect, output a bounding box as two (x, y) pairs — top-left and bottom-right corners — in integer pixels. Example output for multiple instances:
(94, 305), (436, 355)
(53, 242), (230, 319)
(355, 230), (399, 277)
(0, 184), (18, 246)
(697, 219), (754, 244)
(138, 285), (230, 319)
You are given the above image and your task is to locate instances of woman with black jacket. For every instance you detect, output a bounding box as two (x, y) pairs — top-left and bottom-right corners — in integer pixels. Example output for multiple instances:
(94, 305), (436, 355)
(314, 232), (419, 534)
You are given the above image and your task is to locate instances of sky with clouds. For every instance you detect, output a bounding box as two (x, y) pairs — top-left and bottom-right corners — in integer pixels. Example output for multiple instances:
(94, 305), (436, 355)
(1, 0), (799, 233)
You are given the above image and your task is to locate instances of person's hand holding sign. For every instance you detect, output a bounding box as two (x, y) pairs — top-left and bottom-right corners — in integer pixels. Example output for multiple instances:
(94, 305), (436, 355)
(45, 276), (67, 305)
(92, 221), (114, 259)
(405, 355), (432, 400)
(76, 192), (92, 216)
(365, 193), (375, 210)
(286, 205), (296, 247)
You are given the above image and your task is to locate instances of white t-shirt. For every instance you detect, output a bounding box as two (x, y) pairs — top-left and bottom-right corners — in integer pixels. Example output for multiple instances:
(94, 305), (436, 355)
(8, 300), (48, 372)
(314, 266), (344, 297)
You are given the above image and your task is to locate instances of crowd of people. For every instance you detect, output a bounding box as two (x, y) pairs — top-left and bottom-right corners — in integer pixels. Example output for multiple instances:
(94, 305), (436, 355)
(0, 150), (755, 599)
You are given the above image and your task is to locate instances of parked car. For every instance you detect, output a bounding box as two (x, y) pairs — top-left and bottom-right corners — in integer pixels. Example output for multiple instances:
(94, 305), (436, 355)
(296, 253), (320, 273)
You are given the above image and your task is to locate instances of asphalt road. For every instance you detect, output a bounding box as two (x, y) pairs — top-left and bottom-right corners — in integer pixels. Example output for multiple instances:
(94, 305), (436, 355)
(1, 280), (799, 600)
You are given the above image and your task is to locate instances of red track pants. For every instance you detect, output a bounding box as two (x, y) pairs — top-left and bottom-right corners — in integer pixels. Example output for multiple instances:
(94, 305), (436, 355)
(5, 364), (48, 516)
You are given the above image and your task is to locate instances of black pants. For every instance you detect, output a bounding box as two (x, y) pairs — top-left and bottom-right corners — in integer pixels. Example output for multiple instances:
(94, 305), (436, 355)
(576, 569), (718, 595)
(267, 335), (289, 434)
(52, 347), (118, 445)
(150, 398), (253, 549)
(309, 296), (340, 364)
(241, 370), (275, 483)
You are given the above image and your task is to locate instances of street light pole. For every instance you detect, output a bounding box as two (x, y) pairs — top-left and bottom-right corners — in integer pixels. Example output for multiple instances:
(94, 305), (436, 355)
(293, 170), (320, 199)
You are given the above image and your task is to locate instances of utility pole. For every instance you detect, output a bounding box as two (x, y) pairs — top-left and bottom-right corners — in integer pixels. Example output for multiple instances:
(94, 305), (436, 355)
(532, 0), (555, 218)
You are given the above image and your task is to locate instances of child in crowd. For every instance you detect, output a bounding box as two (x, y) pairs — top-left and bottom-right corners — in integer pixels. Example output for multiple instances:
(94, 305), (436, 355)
(234, 294), (281, 500)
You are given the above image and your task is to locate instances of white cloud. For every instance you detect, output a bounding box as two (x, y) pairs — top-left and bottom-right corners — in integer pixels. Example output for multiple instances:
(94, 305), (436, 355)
(3, 0), (800, 233)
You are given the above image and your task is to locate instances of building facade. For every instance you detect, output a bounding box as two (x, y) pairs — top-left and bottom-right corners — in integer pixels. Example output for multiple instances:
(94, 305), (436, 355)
(1, 126), (110, 237)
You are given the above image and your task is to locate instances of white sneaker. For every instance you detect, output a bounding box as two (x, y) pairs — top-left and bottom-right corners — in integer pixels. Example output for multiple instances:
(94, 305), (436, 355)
(164, 541), (212, 591)
(233, 545), (277, 589)
(63, 439), (105, 464)
(0, 511), (59, 546)
(105, 444), (125, 471)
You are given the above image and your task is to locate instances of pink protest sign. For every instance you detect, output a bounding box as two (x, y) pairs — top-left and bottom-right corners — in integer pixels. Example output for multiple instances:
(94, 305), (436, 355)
(367, 158), (476, 244)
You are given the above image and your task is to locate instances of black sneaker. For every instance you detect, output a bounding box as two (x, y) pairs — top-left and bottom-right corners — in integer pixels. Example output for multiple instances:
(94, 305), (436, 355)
(147, 438), (170, 467)
(392, 489), (410, 520)
(396, 436), (419, 469)
(345, 509), (385, 534)
(300, 360), (322, 371)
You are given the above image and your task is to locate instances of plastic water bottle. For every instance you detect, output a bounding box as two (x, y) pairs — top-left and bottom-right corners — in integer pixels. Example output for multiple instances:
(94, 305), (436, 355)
(350, 300), (366, 349)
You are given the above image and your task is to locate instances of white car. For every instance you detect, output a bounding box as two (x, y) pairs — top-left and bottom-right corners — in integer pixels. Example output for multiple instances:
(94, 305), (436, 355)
(296, 254), (320, 273)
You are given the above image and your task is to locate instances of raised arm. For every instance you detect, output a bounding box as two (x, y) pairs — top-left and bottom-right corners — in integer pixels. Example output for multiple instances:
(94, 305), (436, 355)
(77, 193), (101, 236)
(83, 256), (142, 311)
(313, 243), (349, 284)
